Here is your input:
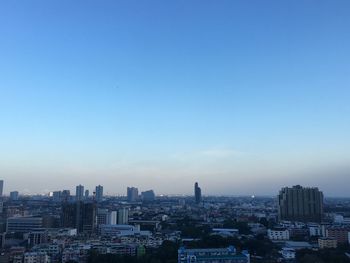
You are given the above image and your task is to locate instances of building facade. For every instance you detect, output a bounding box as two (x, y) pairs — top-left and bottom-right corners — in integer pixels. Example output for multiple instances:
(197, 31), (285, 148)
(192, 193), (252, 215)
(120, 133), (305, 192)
(178, 246), (250, 263)
(278, 185), (324, 222)
(194, 182), (202, 204)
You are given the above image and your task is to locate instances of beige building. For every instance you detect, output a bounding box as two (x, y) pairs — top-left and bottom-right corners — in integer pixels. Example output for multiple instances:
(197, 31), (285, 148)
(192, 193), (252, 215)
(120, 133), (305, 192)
(318, 237), (337, 249)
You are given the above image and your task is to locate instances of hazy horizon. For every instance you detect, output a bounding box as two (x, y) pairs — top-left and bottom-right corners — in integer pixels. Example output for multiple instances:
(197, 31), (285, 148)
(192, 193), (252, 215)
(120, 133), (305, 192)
(1, 1), (350, 197)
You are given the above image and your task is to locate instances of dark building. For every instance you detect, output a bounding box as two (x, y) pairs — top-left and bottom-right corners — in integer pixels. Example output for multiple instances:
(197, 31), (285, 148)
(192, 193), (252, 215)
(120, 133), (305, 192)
(141, 190), (155, 202)
(127, 187), (138, 202)
(62, 201), (97, 234)
(278, 185), (324, 223)
(194, 182), (202, 204)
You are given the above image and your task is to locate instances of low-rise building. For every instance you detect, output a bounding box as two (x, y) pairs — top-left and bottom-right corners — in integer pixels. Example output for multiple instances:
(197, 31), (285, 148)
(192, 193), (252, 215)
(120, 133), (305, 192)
(267, 228), (290, 240)
(178, 246), (250, 263)
(318, 237), (337, 249)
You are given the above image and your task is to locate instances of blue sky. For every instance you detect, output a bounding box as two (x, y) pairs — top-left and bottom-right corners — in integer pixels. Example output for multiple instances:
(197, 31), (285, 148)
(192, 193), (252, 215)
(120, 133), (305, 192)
(1, 0), (350, 196)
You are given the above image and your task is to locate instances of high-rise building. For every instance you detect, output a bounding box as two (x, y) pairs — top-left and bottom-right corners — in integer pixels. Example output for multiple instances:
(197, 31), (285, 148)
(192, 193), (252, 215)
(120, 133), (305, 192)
(194, 182), (202, 204)
(117, 208), (129, 224)
(52, 191), (62, 202)
(62, 201), (96, 234)
(109, 211), (117, 225)
(85, 190), (89, 199)
(0, 180), (3, 196)
(10, 191), (19, 201)
(97, 208), (109, 225)
(127, 187), (138, 202)
(141, 190), (155, 202)
(95, 185), (103, 202)
(278, 185), (324, 223)
(75, 185), (84, 201)
(61, 190), (70, 201)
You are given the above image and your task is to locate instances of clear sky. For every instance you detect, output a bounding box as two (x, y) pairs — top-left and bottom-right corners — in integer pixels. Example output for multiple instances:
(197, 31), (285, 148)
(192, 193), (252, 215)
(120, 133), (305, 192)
(1, 0), (350, 196)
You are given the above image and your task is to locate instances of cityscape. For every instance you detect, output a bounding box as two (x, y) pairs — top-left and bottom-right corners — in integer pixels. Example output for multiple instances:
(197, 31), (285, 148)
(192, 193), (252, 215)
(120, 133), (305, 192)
(1, 0), (350, 262)
(0, 180), (349, 262)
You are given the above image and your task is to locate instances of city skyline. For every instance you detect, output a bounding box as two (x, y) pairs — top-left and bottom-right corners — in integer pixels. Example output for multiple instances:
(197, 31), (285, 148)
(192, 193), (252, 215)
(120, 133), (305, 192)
(1, 1), (350, 196)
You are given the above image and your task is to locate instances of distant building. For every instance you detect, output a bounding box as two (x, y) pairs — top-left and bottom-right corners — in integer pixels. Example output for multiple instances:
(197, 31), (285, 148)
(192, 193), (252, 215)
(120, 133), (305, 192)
(212, 228), (239, 237)
(319, 237), (337, 249)
(62, 201), (97, 234)
(24, 252), (50, 263)
(7, 216), (43, 233)
(109, 211), (117, 225)
(0, 180), (3, 196)
(141, 190), (155, 201)
(99, 224), (150, 237)
(61, 190), (70, 201)
(97, 208), (109, 225)
(178, 246), (250, 263)
(10, 191), (19, 201)
(127, 187), (138, 202)
(118, 208), (129, 225)
(28, 230), (48, 246)
(95, 185), (103, 202)
(194, 182), (201, 204)
(85, 189), (89, 199)
(75, 185), (84, 201)
(326, 226), (350, 244)
(268, 228), (290, 240)
(52, 191), (62, 202)
(278, 185), (324, 222)
(97, 209), (117, 225)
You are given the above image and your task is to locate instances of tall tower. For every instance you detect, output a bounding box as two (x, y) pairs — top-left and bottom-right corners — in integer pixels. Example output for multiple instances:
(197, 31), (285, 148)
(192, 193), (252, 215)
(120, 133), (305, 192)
(95, 185), (103, 202)
(278, 185), (324, 222)
(0, 180), (3, 196)
(76, 185), (84, 201)
(194, 182), (202, 204)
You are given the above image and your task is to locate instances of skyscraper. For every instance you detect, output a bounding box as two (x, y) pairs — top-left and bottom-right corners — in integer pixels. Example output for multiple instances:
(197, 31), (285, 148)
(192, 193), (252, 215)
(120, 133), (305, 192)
(0, 180), (3, 196)
(76, 185), (84, 201)
(194, 182), (202, 204)
(117, 208), (129, 224)
(127, 187), (138, 202)
(62, 201), (96, 234)
(278, 185), (324, 223)
(95, 185), (103, 202)
(85, 189), (89, 199)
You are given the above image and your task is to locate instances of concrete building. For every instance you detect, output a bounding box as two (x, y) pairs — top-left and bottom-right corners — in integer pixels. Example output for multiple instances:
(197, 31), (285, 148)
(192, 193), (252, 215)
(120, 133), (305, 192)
(52, 191), (61, 202)
(61, 190), (70, 201)
(84, 190), (89, 199)
(278, 185), (324, 222)
(117, 208), (129, 225)
(127, 187), (138, 202)
(7, 216), (43, 233)
(326, 227), (350, 244)
(267, 228), (290, 240)
(194, 182), (202, 204)
(97, 208), (109, 225)
(10, 191), (19, 201)
(61, 201), (96, 234)
(178, 246), (250, 263)
(141, 190), (155, 202)
(75, 185), (84, 201)
(95, 185), (103, 202)
(318, 237), (337, 249)
(0, 180), (3, 196)
(24, 252), (50, 263)
(109, 211), (117, 225)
